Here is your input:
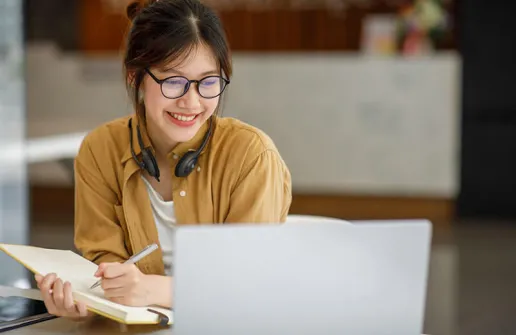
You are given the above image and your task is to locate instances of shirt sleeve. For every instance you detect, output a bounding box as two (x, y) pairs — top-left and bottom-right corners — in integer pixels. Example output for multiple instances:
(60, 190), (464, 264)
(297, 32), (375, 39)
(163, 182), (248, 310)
(224, 148), (292, 224)
(74, 138), (130, 264)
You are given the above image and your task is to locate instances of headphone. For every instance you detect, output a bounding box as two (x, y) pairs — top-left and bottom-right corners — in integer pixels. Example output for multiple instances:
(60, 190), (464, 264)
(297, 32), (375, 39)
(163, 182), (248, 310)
(129, 117), (213, 181)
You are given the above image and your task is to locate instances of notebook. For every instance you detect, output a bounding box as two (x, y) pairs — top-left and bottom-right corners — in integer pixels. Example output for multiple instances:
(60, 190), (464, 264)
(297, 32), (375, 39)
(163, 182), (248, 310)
(0, 243), (173, 326)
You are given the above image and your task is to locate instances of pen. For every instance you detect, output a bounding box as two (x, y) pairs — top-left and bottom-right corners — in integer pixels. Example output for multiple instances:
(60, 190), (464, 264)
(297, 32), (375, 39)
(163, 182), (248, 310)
(89, 243), (159, 290)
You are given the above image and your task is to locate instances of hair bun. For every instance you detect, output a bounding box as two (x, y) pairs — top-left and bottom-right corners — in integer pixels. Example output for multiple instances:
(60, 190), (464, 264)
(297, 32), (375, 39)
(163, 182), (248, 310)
(126, 1), (143, 21)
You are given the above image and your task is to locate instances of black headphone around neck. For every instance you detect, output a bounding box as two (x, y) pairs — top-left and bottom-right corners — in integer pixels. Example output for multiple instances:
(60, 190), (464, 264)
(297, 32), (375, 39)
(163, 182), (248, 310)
(128, 117), (213, 182)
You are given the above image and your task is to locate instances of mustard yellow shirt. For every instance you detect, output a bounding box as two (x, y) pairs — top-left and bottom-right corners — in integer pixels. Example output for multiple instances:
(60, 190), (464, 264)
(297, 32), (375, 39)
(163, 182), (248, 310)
(74, 115), (292, 275)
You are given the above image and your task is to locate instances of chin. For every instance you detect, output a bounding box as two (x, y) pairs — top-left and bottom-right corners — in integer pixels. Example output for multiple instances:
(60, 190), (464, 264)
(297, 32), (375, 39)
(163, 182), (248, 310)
(170, 132), (197, 144)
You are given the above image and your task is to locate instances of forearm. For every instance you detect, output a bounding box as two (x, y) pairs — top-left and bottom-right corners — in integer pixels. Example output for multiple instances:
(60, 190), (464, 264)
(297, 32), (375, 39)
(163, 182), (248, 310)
(146, 275), (174, 308)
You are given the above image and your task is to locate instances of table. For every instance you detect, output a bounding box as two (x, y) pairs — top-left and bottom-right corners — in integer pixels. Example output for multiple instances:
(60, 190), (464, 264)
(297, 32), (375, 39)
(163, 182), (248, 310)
(0, 286), (172, 334)
(2, 285), (431, 335)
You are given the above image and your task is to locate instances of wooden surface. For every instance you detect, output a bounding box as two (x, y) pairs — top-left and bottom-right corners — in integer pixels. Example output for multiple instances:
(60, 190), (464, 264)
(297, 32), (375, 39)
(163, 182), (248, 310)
(0, 286), (173, 334)
(79, 0), (456, 53)
(290, 194), (454, 227)
(30, 185), (454, 226)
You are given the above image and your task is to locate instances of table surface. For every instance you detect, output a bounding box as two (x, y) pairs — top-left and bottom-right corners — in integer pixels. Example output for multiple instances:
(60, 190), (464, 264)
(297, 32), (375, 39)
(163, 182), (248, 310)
(0, 286), (173, 334)
(1, 285), (431, 335)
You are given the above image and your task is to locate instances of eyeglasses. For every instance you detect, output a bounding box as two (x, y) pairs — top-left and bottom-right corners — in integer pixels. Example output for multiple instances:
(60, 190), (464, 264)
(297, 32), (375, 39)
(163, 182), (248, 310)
(145, 69), (230, 99)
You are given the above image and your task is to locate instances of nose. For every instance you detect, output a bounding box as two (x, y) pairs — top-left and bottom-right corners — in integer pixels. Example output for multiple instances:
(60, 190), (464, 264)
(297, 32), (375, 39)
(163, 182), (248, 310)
(177, 84), (201, 110)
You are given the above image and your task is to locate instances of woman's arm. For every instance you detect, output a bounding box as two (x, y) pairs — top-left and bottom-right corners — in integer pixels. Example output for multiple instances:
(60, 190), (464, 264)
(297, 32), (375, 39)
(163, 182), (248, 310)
(145, 275), (174, 308)
(74, 137), (131, 264)
(225, 147), (292, 223)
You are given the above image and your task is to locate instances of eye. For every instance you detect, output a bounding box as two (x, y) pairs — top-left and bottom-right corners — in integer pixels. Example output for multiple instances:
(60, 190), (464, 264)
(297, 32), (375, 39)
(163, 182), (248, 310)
(165, 78), (186, 85)
(200, 77), (219, 86)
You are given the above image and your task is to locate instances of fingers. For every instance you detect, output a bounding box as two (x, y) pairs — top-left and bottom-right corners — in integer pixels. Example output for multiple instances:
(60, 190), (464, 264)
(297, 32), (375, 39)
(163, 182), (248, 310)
(95, 262), (125, 277)
(58, 281), (88, 319)
(94, 263), (109, 277)
(40, 273), (56, 293)
(52, 279), (65, 310)
(76, 301), (89, 318)
(37, 274), (87, 319)
(100, 264), (142, 293)
(40, 273), (58, 314)
(101, 263), (131, 279)
(101, 275), (126, 290)
(63, 281), (79, 316)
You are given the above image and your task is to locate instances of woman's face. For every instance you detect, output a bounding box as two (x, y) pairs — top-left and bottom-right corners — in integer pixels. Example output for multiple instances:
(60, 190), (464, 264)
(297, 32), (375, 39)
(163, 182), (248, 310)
(142, 43), (220, 151)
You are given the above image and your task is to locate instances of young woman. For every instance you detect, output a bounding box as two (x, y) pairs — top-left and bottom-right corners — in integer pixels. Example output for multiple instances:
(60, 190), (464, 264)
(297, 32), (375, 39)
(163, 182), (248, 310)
(35, 0), (292, 319)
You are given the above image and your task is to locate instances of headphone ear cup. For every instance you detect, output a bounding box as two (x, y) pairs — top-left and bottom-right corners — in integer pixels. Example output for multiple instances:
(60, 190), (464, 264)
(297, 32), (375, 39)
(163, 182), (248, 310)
(175, 152), (198, 178)
(142, 148), (160, 181)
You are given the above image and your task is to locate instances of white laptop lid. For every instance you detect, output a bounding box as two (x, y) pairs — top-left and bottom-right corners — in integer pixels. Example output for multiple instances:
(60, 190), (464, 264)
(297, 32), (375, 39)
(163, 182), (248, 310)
(173, 219), (432, 335)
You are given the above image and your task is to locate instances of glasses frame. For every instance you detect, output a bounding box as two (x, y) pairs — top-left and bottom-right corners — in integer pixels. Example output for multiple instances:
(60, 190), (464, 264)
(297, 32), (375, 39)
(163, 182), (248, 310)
(145, 68), (230, 99)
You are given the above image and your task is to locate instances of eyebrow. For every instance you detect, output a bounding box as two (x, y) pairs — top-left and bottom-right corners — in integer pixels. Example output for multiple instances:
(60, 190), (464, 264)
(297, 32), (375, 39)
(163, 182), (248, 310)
(160, 68), (219, 77)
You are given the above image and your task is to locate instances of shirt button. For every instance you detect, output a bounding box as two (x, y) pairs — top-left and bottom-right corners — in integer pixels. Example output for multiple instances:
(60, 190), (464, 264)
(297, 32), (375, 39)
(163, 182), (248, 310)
(179, 190), (186, 197)
(197, 166), (201, 172)
(173, 154), (179, 160)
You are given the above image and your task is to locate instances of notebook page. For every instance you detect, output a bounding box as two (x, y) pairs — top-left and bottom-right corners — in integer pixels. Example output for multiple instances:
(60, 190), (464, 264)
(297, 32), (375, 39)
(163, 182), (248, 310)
(0, 244), (98, 286)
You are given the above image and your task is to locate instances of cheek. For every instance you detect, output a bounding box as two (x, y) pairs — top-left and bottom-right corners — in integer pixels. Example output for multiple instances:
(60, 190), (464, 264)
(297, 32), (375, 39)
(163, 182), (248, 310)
(144, 89), (169, 115)
(202, 98), (219, 116)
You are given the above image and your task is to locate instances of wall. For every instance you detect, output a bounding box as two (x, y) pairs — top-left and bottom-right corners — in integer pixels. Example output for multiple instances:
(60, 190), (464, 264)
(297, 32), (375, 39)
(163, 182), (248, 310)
(26, 43), (461, 199)
(226, 52), (461, 197)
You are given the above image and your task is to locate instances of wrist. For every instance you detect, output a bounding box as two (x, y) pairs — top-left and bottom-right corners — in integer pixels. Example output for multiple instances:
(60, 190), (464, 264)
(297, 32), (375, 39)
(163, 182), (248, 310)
(145, 275), (173, 308)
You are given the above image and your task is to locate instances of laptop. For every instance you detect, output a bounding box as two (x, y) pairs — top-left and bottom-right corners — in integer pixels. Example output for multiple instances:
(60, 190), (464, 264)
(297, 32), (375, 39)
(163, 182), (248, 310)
(173, 219), (432, 335)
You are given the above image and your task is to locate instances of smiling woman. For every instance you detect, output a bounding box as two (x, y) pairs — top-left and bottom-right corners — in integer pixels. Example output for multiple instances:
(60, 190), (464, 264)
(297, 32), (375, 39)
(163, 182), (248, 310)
(35, 0), (292, 321)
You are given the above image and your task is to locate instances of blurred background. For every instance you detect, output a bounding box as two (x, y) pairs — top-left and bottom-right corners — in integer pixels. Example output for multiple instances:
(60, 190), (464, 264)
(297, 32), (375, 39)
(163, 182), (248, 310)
(1, 0), (516, 334)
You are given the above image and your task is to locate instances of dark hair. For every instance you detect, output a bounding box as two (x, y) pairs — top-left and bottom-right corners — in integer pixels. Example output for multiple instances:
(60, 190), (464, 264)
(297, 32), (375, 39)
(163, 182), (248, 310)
(123, 0), (232, 120)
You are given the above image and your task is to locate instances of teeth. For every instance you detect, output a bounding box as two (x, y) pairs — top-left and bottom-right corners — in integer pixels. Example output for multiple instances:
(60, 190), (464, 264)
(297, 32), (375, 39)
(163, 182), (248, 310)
(169, 113), (196, 122)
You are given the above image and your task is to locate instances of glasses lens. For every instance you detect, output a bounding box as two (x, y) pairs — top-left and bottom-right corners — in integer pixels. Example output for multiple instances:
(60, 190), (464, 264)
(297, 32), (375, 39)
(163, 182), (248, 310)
(162, 77), (189, 98)
(198, 76), (225, 98)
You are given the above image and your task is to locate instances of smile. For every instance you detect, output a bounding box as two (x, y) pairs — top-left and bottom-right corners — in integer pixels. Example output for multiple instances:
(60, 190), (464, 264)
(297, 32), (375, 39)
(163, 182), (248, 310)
(167, 112), (197, 122)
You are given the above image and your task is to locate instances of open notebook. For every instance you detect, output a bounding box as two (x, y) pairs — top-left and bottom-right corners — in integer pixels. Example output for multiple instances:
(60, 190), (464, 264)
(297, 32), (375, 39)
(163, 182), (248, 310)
(0, 243), (173, 325)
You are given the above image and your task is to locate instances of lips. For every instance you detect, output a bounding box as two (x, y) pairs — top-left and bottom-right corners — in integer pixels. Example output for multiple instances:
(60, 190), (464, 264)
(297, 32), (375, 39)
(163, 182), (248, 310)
(166, 111), (200, 127)
(167, 112), (197, 122)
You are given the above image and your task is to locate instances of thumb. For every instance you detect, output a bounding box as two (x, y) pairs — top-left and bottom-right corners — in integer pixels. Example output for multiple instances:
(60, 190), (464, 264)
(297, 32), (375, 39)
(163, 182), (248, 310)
(94, 263), (108, 277)
(35, 273), (42, 283)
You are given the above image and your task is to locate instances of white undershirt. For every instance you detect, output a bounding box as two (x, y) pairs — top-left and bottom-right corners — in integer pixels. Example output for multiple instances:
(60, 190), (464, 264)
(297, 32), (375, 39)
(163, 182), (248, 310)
(141, 175), (175, 276)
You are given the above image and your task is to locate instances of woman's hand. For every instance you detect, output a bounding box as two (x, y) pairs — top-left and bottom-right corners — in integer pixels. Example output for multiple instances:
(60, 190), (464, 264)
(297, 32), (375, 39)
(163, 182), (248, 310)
(96, 263), (150, 306)
(95, 263), (173, 308)
(35, 273), (91, 321)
